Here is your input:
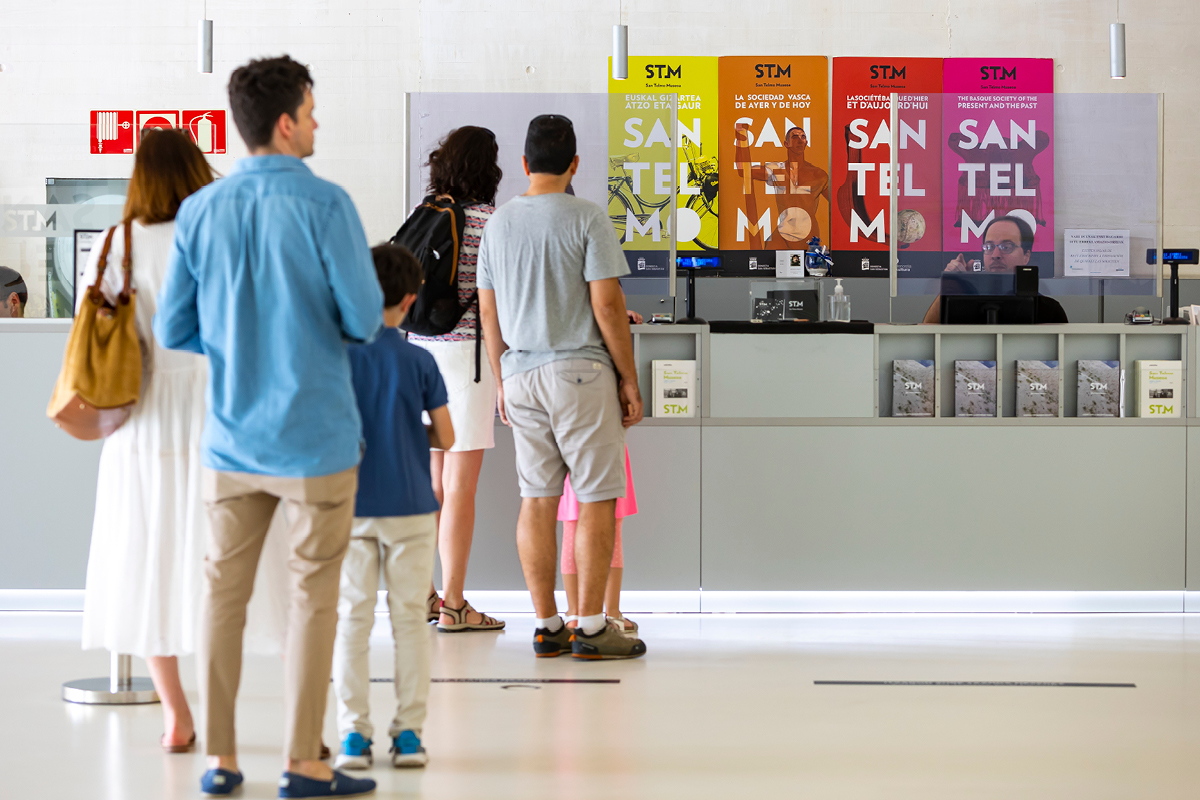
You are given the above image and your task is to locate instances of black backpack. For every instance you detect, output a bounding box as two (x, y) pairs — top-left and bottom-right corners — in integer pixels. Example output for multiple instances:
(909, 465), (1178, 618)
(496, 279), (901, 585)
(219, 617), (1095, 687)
(390, 194), (483, 381)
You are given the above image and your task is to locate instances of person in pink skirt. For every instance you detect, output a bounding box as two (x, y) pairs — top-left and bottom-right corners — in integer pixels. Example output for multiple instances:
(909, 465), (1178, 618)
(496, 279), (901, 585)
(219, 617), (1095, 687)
(558, 446), (638, 636)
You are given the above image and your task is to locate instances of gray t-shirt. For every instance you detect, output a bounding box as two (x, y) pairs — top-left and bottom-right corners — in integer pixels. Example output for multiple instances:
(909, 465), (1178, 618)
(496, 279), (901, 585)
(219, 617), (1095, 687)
(477, 193), (629, 379)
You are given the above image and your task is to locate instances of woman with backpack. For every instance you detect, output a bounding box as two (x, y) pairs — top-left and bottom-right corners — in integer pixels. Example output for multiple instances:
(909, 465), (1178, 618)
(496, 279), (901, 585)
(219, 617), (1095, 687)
(407, 126), (506, 632)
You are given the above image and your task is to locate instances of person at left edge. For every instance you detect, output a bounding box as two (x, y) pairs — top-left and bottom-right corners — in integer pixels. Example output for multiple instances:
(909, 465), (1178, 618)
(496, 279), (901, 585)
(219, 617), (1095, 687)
(153, 55), (383, 799)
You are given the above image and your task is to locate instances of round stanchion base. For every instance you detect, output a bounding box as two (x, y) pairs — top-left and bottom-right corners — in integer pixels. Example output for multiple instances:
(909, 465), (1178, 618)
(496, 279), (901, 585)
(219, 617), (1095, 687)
(62, 677), (160, 705)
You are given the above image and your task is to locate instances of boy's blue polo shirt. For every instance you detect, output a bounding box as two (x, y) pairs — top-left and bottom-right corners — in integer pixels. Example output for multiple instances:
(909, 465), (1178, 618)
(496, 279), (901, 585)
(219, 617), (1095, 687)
(348, 328), (448, 517)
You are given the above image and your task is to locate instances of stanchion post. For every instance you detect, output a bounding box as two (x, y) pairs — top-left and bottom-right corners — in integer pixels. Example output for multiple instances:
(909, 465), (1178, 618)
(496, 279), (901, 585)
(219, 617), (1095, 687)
(63, 651), (159, 705)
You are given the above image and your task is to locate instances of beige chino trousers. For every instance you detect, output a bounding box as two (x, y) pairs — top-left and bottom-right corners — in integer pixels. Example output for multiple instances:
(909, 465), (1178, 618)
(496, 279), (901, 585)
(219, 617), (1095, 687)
(199, 466), (358, 760)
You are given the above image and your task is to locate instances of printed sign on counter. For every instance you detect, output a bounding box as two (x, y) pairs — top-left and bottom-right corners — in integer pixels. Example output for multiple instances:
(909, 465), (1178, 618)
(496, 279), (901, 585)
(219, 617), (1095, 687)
(1064, 229), (1129, 277)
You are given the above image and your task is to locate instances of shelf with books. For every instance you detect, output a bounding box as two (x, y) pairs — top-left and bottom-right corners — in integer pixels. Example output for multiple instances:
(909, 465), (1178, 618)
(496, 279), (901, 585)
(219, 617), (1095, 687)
(875, 326), (1190, 420)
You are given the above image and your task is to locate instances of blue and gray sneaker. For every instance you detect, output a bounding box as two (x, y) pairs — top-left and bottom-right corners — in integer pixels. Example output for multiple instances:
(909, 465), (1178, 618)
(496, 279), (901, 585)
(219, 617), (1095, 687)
(278, 770), (375, 798)
(333, 732), (373, 770)
(201, 768), (244, 796)
(390, 730), (428, 768)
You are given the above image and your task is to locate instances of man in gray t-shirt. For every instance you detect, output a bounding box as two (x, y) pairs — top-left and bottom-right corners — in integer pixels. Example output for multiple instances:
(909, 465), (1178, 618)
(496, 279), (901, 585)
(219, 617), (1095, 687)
(478, 114), (645, 660)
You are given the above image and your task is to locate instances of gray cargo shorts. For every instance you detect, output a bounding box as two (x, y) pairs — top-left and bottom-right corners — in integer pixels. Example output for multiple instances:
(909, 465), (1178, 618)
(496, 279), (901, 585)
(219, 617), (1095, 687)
(503, 358), (627, 503)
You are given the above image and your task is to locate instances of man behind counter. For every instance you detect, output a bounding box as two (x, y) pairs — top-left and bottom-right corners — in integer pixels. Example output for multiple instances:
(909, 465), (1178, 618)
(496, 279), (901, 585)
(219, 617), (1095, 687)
(922, 215), (1068, 324)
(0, 267), (28, 318)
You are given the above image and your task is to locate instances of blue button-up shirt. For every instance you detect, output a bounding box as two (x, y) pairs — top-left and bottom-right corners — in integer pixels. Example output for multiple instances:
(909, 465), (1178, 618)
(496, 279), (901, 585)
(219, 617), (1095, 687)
(154, 155), (384, 478)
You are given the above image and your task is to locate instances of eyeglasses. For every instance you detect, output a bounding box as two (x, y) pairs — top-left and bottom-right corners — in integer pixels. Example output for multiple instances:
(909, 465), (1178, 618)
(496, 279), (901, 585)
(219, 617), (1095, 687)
(981, 241), (1021, 255)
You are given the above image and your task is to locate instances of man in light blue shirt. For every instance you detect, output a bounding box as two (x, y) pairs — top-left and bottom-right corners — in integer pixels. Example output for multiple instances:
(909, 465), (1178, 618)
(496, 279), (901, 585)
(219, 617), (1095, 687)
(154, 55), (381, 800)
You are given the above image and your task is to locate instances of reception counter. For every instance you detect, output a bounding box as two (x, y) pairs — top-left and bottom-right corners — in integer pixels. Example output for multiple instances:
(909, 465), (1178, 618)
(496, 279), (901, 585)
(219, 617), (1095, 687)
(2, 319), (1198, 613)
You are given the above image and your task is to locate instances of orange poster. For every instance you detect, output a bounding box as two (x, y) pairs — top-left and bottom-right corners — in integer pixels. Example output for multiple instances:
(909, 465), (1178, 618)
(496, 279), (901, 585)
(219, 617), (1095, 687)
(718, 56), (829, 255)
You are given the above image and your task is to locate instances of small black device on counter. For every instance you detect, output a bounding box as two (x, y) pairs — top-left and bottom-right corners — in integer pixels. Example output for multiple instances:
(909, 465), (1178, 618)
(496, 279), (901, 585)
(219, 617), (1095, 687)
(1160, 248), (1199, 325)
(675, 256), (721, 325)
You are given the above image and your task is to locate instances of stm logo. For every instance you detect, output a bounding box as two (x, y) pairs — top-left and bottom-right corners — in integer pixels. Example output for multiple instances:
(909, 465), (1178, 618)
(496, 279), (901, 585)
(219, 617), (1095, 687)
(904, 381), (923, 392)
(755, 63), (791, 78)
(980, 65), (1017, 81)
(645, 64), (682, 80)
(1030, 382), (1048, 392)
(870, 65), (906, 80)
(966, 381), (986, 392)
(1090, 382), (1107, 392)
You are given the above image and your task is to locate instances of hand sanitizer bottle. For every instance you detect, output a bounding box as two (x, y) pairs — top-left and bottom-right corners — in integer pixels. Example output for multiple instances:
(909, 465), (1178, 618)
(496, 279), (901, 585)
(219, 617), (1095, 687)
(828, 278), (851, 322)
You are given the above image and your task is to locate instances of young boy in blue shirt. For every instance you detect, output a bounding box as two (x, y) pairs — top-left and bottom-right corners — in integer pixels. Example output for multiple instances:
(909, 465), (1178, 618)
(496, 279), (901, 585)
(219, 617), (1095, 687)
(332, 244), (454, 770)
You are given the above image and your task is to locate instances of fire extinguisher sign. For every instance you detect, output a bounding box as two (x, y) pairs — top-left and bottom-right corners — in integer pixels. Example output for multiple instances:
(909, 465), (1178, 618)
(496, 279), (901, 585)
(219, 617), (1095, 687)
(89, 109), (226, 155)
(182, 110), (227, 155)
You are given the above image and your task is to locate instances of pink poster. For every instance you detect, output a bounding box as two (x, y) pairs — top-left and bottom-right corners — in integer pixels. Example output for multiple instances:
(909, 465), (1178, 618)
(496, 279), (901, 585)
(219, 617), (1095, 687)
(942, 59), (1054, 261)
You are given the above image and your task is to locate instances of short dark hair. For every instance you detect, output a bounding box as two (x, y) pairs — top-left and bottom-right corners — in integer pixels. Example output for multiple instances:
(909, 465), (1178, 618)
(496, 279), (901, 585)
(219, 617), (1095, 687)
(983, 215), (1035, 253)
(427, 126), (502, 204)
(0, 266), (27, 309)
(227, 56), (313, 149)
(524, 115), (576, 175)
(371, 244), (423, 308)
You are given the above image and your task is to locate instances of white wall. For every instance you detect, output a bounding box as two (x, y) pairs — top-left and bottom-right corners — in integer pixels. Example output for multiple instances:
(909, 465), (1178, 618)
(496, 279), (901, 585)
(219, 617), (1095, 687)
(1, 0), (1196, 270)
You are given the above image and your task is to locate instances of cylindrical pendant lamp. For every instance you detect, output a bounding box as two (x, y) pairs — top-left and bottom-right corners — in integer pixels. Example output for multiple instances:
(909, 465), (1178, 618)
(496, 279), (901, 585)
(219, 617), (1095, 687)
(1110, 22), (1126, 79)
(612, 25), (628, 80)
(199, 19), (213, 74)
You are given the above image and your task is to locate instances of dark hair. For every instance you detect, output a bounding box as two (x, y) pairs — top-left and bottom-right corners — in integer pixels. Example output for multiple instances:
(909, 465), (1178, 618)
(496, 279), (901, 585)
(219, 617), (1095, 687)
(371, 244), (423, 308)
(0, 266), (27, 309)
(124, 129), (215, 224)
(983, 215), (1035, 253)
(524, 114), (576, 175)
(427, 126), (501, 205)
(227, 56), (313, 149)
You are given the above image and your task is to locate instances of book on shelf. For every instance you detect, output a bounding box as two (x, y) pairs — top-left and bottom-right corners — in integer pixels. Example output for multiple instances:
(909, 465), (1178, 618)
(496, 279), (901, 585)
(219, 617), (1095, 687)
(652, 360), (697, 418)
(1016, 360), (1060, 417)
(1133, 360), (1182, 418)
(1076, 360), (1122, 417)
(892, 360), (934, 417)
(954, 361), (997, 417)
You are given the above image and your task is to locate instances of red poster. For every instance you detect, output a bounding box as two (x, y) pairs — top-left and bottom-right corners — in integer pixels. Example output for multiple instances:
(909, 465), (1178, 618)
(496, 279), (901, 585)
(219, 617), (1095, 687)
(90, 110), (134, 154)
(831, 57), (943, 278)
(182, 110), (227, 155)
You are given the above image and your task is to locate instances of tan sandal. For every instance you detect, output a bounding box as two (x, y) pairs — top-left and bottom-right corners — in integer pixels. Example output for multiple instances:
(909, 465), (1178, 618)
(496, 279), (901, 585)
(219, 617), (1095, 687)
(609, 615), (638, 638)
(437, 601), (505, 632)
(427, 592), (442, 623)
(160, 732), (196, 754)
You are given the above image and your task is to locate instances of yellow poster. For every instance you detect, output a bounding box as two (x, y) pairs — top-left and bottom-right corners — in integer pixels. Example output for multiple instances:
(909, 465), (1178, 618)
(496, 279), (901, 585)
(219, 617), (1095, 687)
(609, 56), (719, 252)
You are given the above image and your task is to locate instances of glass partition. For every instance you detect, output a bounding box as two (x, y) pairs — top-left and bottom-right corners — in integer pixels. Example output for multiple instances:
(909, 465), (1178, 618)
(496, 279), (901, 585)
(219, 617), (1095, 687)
(881, 92), (1161, 309)
(1, 179), (127, 318)
(406, 92), (679, 303)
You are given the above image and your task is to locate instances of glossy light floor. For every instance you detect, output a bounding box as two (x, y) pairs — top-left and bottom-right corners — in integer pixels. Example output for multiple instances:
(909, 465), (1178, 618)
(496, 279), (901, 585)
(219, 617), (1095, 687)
(2, 611), (1199, 799)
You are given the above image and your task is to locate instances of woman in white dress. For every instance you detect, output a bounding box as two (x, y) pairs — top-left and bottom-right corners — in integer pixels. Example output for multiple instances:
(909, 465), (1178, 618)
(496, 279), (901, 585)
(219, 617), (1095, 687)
(78, 129), (217, 752)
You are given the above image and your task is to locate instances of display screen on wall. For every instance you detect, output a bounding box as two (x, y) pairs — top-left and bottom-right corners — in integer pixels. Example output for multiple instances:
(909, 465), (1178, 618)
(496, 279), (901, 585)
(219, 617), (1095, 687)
(717, 56), (828, 276)
(831, 57), (943, 278)
(609, 57), (719, 253)
(941, 58), (1054, 272)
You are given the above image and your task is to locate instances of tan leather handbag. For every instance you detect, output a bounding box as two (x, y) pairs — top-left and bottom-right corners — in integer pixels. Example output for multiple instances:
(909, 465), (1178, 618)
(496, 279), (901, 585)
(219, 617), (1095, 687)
(47, 222), (142, 440)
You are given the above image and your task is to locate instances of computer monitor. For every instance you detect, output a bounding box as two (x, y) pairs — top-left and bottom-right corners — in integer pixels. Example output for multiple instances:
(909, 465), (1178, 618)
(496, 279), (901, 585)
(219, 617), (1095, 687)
(939, 271), (1038, 325)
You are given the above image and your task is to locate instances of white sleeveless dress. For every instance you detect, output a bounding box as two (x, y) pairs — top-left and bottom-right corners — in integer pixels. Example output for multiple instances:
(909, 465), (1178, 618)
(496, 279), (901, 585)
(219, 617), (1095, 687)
(79, 220), (288, 657)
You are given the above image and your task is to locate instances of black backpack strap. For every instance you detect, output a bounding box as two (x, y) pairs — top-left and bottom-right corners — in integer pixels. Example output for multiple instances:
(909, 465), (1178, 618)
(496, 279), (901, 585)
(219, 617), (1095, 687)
(474, 311), (482, 384)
